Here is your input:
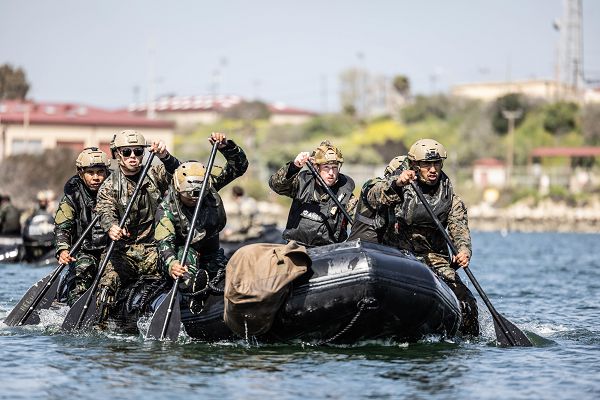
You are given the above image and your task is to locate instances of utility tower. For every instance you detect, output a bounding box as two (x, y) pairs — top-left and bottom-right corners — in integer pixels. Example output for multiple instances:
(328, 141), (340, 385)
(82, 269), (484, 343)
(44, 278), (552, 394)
(558, 0), (584, 93)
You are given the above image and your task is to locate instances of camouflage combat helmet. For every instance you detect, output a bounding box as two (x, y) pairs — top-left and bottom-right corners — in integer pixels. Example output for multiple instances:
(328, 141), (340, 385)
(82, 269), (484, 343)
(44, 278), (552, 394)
(76, 147), (110, 169)
(173, 161), (207, 196)
(110, 130), (147, 158)
(384, 155), (407, 177)
(408, 139), (447, 162)
(313, 140), (343, 165)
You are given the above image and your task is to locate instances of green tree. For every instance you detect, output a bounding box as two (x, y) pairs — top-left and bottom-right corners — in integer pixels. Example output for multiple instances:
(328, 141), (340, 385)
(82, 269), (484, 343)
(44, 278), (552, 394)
(581, 104), (600, 145)
(0, 63), (30, 100)
(542, 101), (579, 135)
(392, 75), (410, 97)
(222, 100), (271, 120)
(491, 93), (527, 134)
(400, 95), (450, 123)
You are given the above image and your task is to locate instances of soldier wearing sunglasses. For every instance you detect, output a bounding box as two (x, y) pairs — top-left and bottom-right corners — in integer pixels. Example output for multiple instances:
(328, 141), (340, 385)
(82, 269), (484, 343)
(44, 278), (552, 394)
(94, 130), (181, 317)
(154, 132), (248, 313)
(366, 139), (479, 337)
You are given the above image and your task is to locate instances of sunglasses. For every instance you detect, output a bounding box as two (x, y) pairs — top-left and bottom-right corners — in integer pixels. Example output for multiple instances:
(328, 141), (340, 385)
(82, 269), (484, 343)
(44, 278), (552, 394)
(181, 190), (201, 199)
(120, 147), (144, 157)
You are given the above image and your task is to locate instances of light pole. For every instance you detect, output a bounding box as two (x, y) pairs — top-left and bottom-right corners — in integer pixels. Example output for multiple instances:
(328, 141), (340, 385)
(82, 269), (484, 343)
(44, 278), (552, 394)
(502, 109), (523, 186)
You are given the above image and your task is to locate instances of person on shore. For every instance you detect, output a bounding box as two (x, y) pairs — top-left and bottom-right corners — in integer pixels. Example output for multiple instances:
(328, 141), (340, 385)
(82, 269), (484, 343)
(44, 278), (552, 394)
(367, 138), (480, 336)
(221, 185), (262, 242)
(95, 130), (180, 316)
(54, 147), (111, 305)
(268, 140), (356, 247)
(155, 133), (248, 312)
(0, 194), (21, 235)
(348, 155), (408, 244)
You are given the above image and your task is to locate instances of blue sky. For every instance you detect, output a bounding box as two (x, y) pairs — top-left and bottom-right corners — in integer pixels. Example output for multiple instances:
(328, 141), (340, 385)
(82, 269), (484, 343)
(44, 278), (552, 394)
(1, 0), (599, 112)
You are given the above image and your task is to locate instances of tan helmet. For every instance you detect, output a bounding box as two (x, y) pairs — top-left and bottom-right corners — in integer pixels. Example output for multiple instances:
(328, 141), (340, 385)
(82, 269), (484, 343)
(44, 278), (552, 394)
(76, 147), (110, 169)
(408, 139), (447, 162)
(313, 140), (343, 165)
(110, 130), (147, 158)
(384, 155), (407, 177)
(173, 161), (207, 194)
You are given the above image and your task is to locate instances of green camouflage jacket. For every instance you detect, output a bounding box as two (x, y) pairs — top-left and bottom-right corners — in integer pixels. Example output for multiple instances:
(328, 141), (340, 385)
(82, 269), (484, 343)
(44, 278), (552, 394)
(366, 173), (471, 260)
(96, 153), (180, 246)
(155, 141), (248, 272)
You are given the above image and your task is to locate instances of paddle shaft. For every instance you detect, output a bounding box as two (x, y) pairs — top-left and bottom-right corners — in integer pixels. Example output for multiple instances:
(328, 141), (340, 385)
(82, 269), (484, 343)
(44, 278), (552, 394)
(305, 161), (354, 224)
(409, 180), (522, 346)
(157, 141), (220, 340)
(72, 153), (156, 330)
(16, 215), (101, 325)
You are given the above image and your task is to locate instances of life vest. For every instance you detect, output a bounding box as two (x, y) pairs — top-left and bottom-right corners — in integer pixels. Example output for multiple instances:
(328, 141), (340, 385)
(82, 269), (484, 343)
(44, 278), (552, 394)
(164, 186), (227, 254)
(63, 175), (108, 252)
(348, 178), (380, 243)
(112, 166), (163, 242)
(283, 170), (354, 247)
(396, 172), (453, 228)
(393, 173), (454, 256)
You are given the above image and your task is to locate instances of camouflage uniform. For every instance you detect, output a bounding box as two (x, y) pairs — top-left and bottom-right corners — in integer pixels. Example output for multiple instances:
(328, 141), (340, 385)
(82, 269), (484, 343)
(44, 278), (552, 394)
(96, 153), (180, 295)
(269, 162), (357, 247)
(155, 141), (248, 308)
(54, 175), (108, 305)
(348, 155), (409, 244)
(367, 171), (480, 336)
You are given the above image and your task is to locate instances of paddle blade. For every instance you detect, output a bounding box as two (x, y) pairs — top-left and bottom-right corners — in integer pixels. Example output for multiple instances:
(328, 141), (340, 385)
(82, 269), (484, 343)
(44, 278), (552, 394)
(4, 270), (60, 326)
(146, 289), (181, 341)
(61, 288), (99, 332)
(493, 314), (533, 347)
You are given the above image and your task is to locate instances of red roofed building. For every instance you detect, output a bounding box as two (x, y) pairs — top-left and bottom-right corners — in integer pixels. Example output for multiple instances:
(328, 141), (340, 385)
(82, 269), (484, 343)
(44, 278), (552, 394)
(128, 95), (317, 127)
(0, 100), (174, 160)
(472, 158), (507, 188)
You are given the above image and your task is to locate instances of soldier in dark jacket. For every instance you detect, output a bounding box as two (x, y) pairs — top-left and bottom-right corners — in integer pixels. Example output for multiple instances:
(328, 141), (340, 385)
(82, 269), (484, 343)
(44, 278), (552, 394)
(0, 194), (21, 235)
(95, 130), (180, 310)
(54, 147), (110, 305)
(367, 139), (479, 336)
(155, 132), (248, 312)
(348, 155), (408, 244)
(269, 140), (356, 247)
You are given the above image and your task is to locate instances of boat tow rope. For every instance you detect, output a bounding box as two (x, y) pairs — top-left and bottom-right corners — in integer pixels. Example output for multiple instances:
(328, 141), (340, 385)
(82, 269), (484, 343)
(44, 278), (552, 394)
(316, 297), (378, 345)
(189, 268), (226, 297)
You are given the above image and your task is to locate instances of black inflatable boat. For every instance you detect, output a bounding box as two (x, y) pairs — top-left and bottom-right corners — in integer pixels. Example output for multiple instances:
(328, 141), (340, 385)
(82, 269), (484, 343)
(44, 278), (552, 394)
(112, 239), (461, 344)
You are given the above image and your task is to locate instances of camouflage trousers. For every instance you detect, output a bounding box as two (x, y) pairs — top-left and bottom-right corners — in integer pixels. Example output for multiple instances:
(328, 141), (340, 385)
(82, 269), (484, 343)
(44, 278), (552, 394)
(62, 250), (101, 306)
(420, 253), (480, 337)
(99, 243), (161, 296)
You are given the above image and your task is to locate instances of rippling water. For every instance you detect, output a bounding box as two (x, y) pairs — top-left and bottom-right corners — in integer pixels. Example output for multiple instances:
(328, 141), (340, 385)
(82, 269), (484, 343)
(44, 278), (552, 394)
(1, 232), (599, 399)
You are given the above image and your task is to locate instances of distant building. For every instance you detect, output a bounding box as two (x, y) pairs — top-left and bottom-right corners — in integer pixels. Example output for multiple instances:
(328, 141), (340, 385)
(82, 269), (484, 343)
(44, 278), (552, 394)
(0, 100), (174, 161)
(128, 95), (317, 128)
(451, 79), (600, 103)
(472, 158), (507, 188)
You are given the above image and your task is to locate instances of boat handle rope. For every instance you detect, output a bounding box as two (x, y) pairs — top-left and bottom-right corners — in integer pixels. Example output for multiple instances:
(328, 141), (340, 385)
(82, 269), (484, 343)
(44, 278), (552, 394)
(315, 297), (379, 345)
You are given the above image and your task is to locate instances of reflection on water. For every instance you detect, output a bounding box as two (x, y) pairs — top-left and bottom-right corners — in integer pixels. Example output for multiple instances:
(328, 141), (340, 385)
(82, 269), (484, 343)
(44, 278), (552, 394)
(1, 232), (599, 399)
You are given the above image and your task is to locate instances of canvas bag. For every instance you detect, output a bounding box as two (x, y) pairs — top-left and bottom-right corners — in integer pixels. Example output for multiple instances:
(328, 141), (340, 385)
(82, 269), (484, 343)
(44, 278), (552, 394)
(224, 241), (311, 337)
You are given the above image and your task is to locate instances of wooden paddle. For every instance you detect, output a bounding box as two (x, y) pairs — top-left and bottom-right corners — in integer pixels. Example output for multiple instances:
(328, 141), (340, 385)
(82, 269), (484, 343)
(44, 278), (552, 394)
(62, 153), (156, 332)
(410, 180), (532, 346)
(305, 161), (354, 224)
(4, 215), (101, 326)
(146, 141), (220, 341)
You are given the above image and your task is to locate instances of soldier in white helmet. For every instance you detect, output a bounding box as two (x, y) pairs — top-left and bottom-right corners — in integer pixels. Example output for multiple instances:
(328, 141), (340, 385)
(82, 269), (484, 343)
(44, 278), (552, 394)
(94, 130), (180, 315)
(367, 138), (480, 336)
(54, 147), (111, 305)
